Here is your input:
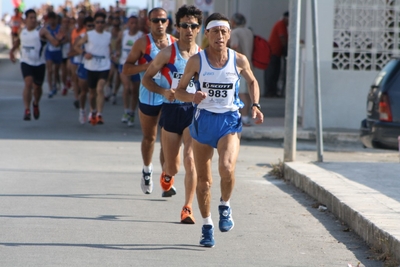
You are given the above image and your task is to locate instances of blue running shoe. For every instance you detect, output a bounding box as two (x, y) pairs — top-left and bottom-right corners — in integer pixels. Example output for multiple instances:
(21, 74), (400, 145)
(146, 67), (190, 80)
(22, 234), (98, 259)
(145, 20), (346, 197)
(199, 225), (215, 247)
(218, 205), (234, 232)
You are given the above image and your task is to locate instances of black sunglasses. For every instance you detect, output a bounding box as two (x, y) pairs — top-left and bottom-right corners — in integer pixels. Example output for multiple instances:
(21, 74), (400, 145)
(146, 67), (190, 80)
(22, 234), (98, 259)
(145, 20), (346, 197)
(150, 18), (168, 24)
(87, 24), (94, 27)
(95, 20), (105, 24)
(179, 23), (199, 29)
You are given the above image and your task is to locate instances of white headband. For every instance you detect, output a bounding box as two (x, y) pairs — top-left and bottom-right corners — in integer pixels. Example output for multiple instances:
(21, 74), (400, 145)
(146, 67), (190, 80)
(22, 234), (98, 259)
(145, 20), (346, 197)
(206, 20), (230, 30)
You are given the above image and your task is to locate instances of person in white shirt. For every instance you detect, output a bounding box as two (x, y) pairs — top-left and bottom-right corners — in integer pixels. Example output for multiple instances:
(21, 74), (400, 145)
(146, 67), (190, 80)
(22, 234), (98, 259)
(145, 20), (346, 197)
(9, 9), (62, 121)
(115, 15), (143, 126)
(74, 12), (112, 125)
(175, 12), (264, 248)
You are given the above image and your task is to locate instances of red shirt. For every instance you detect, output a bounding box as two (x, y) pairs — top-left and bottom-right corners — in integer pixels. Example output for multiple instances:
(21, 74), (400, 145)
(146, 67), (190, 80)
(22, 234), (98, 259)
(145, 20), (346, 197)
(268, 19), (288, 57)
(10, 14), (23, 34)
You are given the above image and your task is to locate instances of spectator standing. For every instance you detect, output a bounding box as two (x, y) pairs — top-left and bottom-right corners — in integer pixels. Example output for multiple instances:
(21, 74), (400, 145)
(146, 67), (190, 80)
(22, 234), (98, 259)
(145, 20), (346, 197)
(229, 13), (253, 126)
(264, 11), (288, 98)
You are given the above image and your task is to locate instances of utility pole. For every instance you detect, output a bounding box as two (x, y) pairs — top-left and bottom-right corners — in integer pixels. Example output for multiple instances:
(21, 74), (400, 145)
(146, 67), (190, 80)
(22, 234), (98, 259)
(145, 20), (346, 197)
(311, 0), (324, 162)
(283, 0), (302, 162)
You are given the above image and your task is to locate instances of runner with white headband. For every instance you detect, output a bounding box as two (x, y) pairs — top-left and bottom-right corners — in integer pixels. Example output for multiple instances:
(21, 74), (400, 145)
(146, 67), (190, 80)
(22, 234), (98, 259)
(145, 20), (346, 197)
(175, 12), (264, 248)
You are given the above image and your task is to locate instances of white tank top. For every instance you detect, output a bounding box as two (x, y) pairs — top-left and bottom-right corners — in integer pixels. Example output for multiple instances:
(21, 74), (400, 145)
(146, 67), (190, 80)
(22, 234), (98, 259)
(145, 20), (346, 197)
(197, 49), (242, 113)
(20, 27), (46, 66)
(119, 29), (143, 65)
(84, 30), (111, 71)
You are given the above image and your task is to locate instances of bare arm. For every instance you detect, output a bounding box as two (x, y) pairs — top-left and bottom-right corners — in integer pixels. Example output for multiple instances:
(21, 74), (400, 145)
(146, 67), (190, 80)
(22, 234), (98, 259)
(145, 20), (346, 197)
(115, 30), (123, 59)
(235, 52), (264, 124)
(122, 36), (149, 75)
(142, 46), (174, 101)
(175, 54), (206, 103)
(40, 27), (61, 47)
(73, 33), (88, 58)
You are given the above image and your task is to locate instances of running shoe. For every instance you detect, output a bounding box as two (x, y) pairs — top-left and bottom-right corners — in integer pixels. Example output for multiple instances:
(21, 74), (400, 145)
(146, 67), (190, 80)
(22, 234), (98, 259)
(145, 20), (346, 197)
(79, 109), (86, 124)
(23, 109), (31, 121)
(96, 114), (104, 125)
(89, 112), (97, 125)
(242, 117), (252, 127)
(127, 113), (135, 127)
(48, 86), (57, 98)
(32, 103), (40, 120)
(161, 186), (176, 197)
(141, 170), (153, 194)
(62, 87), (68, 96)
(73, 100), (79, 109)
(199, 225), (215, 247)
(218, 205), (234, 232)
(121, 113), (129, 123)
(181, 206), (195, 224)
(160, 172), (174, 191)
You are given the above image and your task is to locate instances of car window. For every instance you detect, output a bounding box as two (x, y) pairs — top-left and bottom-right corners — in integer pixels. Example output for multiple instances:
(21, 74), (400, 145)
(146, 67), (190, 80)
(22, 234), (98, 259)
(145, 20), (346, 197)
(373, 59), (398, 87)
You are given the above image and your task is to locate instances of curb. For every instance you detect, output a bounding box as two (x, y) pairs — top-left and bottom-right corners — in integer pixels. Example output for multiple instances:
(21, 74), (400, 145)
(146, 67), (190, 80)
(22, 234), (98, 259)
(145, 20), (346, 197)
(241, 126), (360, 143)
(284, 162), (400, 262)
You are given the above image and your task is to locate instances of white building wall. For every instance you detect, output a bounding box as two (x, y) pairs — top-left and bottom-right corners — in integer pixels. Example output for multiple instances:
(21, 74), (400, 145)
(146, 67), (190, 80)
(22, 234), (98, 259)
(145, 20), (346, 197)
(302, 0), (379, 130)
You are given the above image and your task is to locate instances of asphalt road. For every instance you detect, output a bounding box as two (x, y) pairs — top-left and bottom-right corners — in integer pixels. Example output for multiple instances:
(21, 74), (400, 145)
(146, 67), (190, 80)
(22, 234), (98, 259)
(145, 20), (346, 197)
(0, 55), (397, 266)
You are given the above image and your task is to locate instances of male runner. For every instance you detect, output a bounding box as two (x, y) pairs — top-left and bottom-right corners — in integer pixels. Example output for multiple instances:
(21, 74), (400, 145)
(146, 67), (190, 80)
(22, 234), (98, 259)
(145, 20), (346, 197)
(116, 15), (143, 126)
(123, 8), (176, 194)
(142, 5), (202, 223)
(175, 13), (264, 247)
(74, 12), (112, 125)
(9, 9), (62, 121)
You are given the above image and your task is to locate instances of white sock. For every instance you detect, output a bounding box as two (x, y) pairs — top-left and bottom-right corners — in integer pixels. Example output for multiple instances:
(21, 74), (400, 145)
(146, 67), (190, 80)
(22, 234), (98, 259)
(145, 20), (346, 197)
(124, 109), (130, 114)
(203, 215), (213, 226)
(143, 163), (153, 173)
(220, 198), (230, 207)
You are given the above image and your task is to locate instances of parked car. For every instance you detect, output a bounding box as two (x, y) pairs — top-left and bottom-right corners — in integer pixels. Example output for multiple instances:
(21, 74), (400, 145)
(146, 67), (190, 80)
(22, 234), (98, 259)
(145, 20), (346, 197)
(360, 58), (400, 149)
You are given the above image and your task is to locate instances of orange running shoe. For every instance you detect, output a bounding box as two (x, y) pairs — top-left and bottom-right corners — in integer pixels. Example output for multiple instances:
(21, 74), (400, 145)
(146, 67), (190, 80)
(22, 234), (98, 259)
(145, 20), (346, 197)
(89, 112), (97, 125)
(160, 172), (174, 191)
(181, 206), (195, 224)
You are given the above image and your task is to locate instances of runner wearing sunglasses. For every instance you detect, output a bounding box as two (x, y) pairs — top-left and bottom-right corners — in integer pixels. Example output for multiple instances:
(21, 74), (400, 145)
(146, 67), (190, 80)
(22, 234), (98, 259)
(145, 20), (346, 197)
(123, 8), (176, 195)
(142, 5), (203, 223)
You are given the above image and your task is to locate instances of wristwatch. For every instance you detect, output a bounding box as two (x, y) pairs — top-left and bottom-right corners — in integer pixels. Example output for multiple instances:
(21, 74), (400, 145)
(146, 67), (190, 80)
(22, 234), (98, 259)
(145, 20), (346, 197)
(252, 103), (261, 111)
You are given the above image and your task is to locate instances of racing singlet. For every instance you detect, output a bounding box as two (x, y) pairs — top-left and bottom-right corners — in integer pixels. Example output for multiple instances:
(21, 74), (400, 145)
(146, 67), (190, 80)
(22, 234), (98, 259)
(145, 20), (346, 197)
(84, 30), (111, 71)
(119, 29), (143, 65)
(20, 27), (46, 66)
(46, 25), (61, 52)
(138, 33), (174, 106)
(71, 27), (86, 64)
(196, 48), (243, 113)
(160, 42), (201, 104)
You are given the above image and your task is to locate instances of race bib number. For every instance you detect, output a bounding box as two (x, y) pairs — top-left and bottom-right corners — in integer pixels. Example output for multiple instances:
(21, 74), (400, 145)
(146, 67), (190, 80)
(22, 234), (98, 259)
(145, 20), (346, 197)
(92, 55), (107, 67)
(22, 46), (38, 61)
(202, 82), (234, 105)
(171, 72), (195, 93)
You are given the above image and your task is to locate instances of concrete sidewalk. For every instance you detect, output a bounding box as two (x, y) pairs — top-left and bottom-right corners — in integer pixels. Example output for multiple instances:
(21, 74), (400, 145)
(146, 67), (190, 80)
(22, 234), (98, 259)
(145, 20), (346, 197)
(241, 97), (400, 262)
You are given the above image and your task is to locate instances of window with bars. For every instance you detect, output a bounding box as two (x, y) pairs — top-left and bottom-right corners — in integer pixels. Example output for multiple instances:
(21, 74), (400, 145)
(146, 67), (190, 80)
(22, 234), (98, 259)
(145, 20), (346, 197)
(332, 0), (399, 71)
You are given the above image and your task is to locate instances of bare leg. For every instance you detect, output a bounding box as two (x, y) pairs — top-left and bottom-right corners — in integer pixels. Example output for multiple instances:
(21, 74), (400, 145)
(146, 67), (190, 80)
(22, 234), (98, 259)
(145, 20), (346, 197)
(96, 79), (106, 113)
(217, 133), (241, 202)
(193, 139), (214, 218)
(138, 109), (160, 166)
(23, 76), (34, 109)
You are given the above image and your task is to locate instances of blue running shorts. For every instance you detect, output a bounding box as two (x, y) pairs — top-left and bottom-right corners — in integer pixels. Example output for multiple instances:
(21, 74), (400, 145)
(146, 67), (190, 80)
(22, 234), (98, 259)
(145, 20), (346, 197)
(77, 63), (88, 80)
(45, 50), (63, 64)
(189, 108), (242, 148)
(160, 103), (194, 135)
